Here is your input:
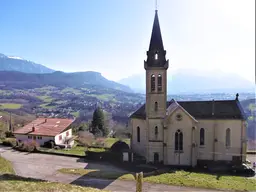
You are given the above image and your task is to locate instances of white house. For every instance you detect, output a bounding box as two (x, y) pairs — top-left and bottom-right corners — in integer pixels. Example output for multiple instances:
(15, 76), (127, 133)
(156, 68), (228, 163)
(13, 118), (74, 147)
(129, 9), (247, 167)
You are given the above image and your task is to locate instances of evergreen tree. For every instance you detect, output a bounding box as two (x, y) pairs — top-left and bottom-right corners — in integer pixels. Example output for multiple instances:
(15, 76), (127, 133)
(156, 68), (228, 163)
(91, 107), (107, 136)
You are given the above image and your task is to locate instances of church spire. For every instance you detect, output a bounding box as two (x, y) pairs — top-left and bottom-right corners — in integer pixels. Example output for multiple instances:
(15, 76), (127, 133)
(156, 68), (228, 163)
(145, 6), (168, 69)
(148, 9), (164, 51)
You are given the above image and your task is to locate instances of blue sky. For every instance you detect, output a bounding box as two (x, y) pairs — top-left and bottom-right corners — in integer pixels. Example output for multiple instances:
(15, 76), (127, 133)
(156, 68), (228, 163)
(0, 0), (255, 82)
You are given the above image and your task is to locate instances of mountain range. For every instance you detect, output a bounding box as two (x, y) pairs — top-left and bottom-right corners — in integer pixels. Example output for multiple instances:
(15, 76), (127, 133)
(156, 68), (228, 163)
(0, 53), (254, 94)
(0, 53), (131, 92)
(119, 69), (255, 94)
(0, 53), (54, 74)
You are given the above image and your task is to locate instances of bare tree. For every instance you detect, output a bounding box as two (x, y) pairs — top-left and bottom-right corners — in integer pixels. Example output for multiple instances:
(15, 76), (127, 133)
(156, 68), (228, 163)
(77, 131), (95, 149)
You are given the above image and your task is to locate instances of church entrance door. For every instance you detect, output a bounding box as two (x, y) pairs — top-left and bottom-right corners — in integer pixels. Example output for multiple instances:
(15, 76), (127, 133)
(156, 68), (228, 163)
(154, 153), (159, 164)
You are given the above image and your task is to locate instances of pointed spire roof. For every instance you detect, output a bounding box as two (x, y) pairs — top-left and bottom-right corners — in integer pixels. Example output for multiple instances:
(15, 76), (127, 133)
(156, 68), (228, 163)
(149, 10), (164, 51)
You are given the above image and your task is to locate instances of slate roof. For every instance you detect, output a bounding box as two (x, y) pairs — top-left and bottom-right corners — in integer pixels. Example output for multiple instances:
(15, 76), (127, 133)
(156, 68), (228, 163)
(149, 10), (164, 51)
(130, 99), (246, 120)
(13, 118), (74, 137)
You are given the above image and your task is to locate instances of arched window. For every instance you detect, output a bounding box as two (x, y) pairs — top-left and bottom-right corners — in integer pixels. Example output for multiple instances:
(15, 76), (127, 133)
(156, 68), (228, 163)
(137, 126), (140, 142)
(226, 128), (231, 147)
(175, 129), (183, 151)
(154, 152), (159, 163)
(154, 102), (158, 111)
(151, 74), (155, 91)
(157, 74), (162, 91)
(155, 53), (158, 60)
(155, 126), (158, 135)
(200, 128), (205, 146)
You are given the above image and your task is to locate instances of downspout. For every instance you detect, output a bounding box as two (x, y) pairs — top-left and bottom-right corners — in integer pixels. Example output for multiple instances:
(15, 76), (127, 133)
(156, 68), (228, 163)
(212, 100), (216, 161)
(163, 122), (165, 164)
(191, 126), (194, 166)
(240, 120), (243, 163)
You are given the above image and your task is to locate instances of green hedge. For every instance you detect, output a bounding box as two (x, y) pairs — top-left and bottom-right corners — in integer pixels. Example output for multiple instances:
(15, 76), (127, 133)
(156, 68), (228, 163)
(85, 151), (123, 162)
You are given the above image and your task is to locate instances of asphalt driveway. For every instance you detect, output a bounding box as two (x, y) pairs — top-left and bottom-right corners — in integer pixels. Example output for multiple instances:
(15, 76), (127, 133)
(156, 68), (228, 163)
(0, 146), (227, 192)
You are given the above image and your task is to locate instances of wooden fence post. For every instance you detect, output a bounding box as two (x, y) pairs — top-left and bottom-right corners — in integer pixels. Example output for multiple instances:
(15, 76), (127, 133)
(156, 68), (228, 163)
(136, 172), (143, 192)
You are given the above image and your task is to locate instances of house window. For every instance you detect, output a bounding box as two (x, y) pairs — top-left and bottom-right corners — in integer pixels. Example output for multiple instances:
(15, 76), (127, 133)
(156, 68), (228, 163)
(28, 136), (32, 139)
(66, 131), (69, 137)
(226, 128), (231, 147)
(154, 102), (158, 111)
(175, 129), (183, 151)
(33, 136), (36, 140)
(59, 135), (62, 141)
(154, 152), (159, 163)
(157, 74), (162, 91)
(155, 53), (158, 60)
(151, 74), (155, 91)
(200, 128), (205, 146)
(137, 126), (140, 142)
(37, 136), (42, 140)
(155, 126), (158, 135)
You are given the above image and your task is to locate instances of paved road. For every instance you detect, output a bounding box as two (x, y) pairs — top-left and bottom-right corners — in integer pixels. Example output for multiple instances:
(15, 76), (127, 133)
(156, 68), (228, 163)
(0, 146), (227, 192)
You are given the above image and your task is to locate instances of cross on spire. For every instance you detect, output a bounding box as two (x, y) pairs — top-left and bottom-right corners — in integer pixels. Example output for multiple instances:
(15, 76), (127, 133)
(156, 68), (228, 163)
(155, 0), (158, 11)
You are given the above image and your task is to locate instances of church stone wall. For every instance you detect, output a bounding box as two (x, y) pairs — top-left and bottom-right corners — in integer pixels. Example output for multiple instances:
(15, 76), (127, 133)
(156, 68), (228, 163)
(131, 118), (147, 157)
(196, 119), (244, 162)
(165, 108), (195, 166)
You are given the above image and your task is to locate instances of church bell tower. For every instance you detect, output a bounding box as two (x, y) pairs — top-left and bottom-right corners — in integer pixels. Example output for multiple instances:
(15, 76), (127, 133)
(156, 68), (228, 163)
(144, 8), (169, 163)
(145, 9), (169, 120)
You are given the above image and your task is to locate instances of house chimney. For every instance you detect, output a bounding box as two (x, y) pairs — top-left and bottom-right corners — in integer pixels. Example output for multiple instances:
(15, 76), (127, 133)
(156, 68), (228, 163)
(45, 118), (47, 123)
(212, 99), (215, 116)
(32, 125), (35, 132)
(236, 93), (239, 101)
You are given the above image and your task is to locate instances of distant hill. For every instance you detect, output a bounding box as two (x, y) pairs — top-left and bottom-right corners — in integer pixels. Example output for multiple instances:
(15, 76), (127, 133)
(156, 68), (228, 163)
(0, 71), (132, 92)
(0, 53), (55, 74)
(119, 69), (255, 94)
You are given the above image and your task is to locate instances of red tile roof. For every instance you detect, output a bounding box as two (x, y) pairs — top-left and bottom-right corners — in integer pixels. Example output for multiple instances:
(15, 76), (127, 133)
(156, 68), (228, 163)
(14, 118), (74, 137)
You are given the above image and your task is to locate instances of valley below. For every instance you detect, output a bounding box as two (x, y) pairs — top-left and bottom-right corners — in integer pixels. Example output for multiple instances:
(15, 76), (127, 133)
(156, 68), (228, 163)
(0, 84), (255, 150)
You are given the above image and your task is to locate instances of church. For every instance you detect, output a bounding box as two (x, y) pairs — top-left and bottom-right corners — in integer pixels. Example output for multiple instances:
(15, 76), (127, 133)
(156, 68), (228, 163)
(129, 9), (247, 167)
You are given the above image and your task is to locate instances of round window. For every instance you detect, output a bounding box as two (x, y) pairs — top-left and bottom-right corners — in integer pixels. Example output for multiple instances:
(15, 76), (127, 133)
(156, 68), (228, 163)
(176, 113), (182, 121)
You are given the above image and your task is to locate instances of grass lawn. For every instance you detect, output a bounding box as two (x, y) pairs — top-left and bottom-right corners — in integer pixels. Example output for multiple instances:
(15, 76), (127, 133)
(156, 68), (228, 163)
(0, 103), (22, 109)
(0, 156), (15, 174)
(58, 168), (256, 191)
(0, 174), (109, 192)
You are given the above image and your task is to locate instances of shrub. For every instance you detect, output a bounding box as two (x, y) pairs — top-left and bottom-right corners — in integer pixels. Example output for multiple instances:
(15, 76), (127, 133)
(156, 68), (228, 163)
(54, 146), (61, 150)
(94, 137), (105, 147)
(85, 151), (123, 162)
(110, 140), (129, 153)
(2, 138), (17, 147)
(77, 131), (94, 148)
(43, 140), (55, 148)
(23, 140), (40, 152)
(5, 131), (14, 138)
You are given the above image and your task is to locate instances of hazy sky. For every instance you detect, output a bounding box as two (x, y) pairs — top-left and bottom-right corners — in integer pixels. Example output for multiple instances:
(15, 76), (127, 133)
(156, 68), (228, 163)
(0, 0), (255, 82)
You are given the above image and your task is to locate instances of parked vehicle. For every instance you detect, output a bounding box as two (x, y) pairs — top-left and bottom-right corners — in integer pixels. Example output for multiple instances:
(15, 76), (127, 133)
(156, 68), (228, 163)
(231, 164), (255, 176)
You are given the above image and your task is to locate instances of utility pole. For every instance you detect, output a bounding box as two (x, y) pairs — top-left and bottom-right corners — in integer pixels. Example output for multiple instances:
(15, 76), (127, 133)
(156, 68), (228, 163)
(9, 113), (12, 132)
